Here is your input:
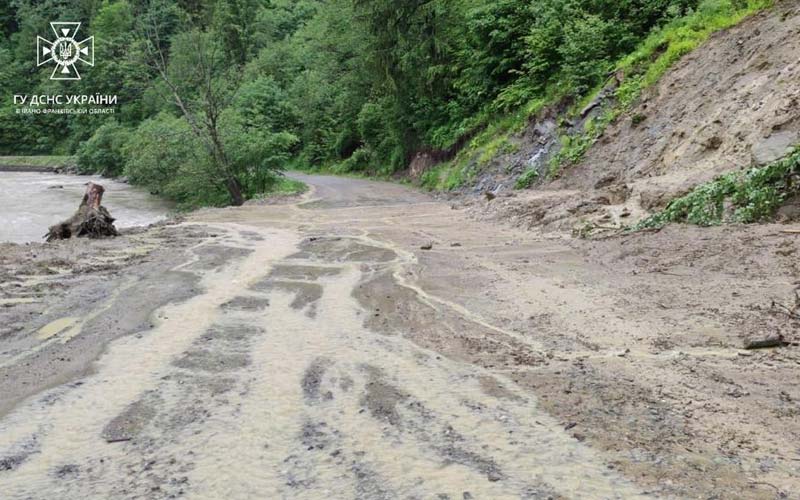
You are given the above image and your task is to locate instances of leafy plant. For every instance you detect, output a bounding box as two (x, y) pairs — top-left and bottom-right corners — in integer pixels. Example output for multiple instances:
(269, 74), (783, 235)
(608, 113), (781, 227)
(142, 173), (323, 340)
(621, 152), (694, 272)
(515, 168), (540, 189)
(76, 121), (131, 176)
(636, 148), (800, 229)
(544, 0), (773, 176)
(548, 109), (618, 177)
(0, 0), (776, 205)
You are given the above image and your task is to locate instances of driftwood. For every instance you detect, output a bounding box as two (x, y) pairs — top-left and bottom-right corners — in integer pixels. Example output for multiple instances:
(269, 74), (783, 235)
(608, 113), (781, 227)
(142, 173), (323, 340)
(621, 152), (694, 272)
(743, 334), (787, 350)
(45, 182), (118, 241)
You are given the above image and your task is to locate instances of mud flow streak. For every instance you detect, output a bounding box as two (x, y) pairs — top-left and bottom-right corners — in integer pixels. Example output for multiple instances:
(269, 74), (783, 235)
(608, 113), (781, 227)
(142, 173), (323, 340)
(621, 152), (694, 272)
(1, 173), (797, 499)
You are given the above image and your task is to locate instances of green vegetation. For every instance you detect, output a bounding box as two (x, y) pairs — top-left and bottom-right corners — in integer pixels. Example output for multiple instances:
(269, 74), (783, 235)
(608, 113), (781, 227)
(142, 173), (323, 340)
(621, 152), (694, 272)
(420, 108), (535, 191)
(617, 0), (771, 106)
(636, 148), (800, 229)
(515, 168), (540, 190)
(0, 0), (773, 206)
(76, 122), (130, 176)
(248, 176), (308, 202)
(407, 0), (771, 192)
(547, 109), (618, 178)
(420, 160), (476, 192)
(270, 177), (307, 195)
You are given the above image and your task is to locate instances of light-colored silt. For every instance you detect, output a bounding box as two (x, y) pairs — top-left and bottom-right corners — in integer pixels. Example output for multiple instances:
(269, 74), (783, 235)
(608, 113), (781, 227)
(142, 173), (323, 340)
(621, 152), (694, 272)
(0, 217), (646, 498)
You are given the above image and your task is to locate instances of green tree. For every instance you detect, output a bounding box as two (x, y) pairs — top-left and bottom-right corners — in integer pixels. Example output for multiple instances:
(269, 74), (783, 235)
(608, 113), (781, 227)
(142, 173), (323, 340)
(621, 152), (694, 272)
(122, 112), (229, 207)
(137, 0), (247, 204)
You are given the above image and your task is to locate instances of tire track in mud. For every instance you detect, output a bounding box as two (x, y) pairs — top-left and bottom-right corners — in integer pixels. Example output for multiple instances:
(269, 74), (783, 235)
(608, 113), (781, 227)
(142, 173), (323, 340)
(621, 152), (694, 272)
(0, 223), (299, 498)
(263, 235), (646, 498)
(0, 226), (646, 499)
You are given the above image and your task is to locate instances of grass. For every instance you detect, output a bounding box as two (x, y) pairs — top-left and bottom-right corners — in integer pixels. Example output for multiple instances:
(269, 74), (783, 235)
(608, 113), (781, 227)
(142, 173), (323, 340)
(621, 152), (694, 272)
(616, 0), (772, 108)
(478, 136), (518, 167)
(288, 1), (775, 194)
(547, 108), (619, 178)
(514, 168), (539, 189)
(422, 0), (775, 192)
(419, 160), (474, 191)
(269, 176), (308, 195)
(419, 104), (541, 191)
(0, 156), (77, 169)
(635, 147), (800, 229)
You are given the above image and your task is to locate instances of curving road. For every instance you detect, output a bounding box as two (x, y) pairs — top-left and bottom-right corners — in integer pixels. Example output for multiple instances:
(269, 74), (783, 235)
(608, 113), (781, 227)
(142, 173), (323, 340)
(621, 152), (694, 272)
(0, 173), (798, 499)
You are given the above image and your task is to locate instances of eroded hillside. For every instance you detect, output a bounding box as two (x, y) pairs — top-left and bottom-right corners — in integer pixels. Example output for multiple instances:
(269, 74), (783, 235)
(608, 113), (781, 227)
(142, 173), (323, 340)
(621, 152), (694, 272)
(468, 1), (800, 233)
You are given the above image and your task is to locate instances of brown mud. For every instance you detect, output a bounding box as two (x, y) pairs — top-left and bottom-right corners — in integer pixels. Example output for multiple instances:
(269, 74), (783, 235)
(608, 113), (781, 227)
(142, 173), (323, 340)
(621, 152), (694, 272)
(0, 173), (798, 498)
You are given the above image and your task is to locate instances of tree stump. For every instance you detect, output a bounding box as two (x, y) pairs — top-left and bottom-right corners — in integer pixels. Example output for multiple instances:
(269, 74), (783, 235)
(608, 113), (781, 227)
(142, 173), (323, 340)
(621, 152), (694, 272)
(45, 182), (119, 241)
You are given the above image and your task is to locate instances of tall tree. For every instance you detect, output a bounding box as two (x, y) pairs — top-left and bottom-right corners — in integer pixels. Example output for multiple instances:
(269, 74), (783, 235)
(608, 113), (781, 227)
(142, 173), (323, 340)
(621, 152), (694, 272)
(136, 0), (246, 205)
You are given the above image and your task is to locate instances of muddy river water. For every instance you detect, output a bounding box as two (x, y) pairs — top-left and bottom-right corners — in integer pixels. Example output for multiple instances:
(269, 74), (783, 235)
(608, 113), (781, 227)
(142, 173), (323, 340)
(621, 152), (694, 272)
(0, 172), (173, 243)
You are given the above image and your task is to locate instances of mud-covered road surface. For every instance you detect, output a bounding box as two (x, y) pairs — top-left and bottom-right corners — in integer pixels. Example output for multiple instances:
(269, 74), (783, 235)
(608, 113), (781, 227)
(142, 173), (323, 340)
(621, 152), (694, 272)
(1, 173), (799, 499)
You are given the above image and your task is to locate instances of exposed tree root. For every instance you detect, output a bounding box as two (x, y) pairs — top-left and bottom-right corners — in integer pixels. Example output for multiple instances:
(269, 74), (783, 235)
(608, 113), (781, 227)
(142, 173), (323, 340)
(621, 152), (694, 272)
(45, 182), (119, 242)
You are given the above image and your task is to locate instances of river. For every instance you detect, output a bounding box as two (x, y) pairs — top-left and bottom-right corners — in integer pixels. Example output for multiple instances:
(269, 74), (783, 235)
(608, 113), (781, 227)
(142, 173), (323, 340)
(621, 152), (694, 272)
(0, 172), (173, 243)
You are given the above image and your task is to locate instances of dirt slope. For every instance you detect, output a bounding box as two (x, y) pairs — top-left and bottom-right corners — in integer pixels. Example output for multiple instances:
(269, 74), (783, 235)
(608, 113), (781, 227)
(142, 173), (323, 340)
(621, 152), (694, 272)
(471, 1), (800, 232)
(558, 2), (800, 208)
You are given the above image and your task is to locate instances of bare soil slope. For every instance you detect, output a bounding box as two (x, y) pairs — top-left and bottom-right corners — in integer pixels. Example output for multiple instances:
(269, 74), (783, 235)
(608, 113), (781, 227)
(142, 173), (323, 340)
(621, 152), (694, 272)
(475, 2), (800, 232)
(561, 2), (800, 206)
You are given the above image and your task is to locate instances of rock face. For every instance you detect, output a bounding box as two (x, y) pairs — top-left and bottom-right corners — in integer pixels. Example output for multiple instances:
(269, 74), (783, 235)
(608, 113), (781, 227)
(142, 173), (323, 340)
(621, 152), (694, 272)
(752, 130), (798, 165)
(409, 152), (436, 179)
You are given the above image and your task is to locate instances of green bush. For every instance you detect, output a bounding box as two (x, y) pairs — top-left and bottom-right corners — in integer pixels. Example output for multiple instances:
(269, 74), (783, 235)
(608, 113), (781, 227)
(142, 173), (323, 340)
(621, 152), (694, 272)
(123, 113), (229, 209)
(121, 109), (300, 209)
(0, 0), (776, 201)
(338, 148), (372, 173)
(515, 168), (540, 189)
(545, 0), (772, 175)
(219, 109), (299, 197)
(76, 121), (131, 176)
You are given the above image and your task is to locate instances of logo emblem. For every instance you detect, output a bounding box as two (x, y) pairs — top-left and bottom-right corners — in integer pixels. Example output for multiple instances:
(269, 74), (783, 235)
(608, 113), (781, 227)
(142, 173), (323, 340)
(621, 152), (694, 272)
(37, 22), (94, 80)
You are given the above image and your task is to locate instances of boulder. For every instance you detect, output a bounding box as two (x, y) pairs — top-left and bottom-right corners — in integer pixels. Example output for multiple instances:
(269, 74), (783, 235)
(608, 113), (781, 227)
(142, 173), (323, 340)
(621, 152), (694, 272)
(751, 131), (798, 165)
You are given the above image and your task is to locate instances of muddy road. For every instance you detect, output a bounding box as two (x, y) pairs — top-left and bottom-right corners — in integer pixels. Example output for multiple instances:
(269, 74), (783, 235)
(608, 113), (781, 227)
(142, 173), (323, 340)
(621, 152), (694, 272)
(1, 174), (799, 499)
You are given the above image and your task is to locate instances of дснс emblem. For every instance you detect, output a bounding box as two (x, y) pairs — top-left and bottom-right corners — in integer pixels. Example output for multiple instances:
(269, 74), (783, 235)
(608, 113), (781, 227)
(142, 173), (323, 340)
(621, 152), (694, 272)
(37, 22), (94, 80)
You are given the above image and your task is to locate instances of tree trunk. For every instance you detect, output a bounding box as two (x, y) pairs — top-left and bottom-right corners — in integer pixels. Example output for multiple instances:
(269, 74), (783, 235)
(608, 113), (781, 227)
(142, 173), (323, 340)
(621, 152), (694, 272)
(45, 182), (119, 241)
(208, 125), (244, 207)
(226, 177), (245, 206)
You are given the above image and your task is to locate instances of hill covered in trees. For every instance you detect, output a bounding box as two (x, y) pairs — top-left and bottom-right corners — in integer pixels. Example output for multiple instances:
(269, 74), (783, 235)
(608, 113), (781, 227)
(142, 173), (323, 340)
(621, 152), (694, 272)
(0, 0), (772, 207)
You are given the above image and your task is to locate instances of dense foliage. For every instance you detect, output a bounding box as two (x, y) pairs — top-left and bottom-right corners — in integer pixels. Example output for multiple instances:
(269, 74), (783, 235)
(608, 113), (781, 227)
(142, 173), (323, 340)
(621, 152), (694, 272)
(0, 0), (764, 207)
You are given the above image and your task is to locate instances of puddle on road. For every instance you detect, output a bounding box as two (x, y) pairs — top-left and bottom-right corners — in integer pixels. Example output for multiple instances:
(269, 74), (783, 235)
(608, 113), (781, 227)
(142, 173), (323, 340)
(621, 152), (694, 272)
(0, 224), (299, 497)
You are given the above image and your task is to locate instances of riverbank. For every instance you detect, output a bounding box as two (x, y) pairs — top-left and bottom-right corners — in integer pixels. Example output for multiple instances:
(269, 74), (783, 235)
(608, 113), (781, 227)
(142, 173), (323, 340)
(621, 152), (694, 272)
(0, 156), (76, 173)
(0, 171), (174, 244)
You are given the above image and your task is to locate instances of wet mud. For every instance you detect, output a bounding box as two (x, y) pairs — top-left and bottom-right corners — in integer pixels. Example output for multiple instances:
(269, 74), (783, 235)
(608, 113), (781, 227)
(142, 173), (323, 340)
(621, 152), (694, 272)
(1, 173), (798, 498)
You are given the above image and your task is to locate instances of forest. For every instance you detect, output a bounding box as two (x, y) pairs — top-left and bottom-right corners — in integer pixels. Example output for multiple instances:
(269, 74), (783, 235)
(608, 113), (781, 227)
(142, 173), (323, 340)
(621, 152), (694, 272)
(0, 0), (768, 207)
